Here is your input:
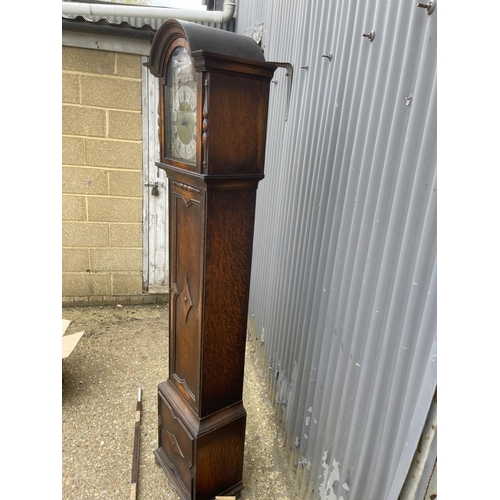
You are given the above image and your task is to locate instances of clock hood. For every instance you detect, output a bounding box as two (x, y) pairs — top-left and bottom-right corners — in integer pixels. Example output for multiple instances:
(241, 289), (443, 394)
(144, 19), (267, 78)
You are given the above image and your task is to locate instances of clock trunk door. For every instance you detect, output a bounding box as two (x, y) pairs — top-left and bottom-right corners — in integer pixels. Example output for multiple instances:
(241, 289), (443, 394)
(169, 181), (204, 412)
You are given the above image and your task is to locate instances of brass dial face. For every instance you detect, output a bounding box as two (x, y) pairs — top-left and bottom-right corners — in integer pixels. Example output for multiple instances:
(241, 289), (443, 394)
(172, 85), (197, 161)
(165, 46), (197, 164)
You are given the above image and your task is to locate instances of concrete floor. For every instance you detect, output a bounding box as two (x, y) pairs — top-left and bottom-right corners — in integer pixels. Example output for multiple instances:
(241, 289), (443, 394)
(62, 304), (301, 499)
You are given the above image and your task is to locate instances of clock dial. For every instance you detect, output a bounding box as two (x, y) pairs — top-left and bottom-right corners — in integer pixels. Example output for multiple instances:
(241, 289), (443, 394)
(172, 85), (197, 161)
(165, 46), (197, 165)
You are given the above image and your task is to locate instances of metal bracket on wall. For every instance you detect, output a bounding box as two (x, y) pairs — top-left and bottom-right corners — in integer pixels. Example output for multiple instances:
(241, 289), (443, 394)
(267, 61), (294, 121)
(363, 30), (375, 42)
(144, 181), (165, 187)
(417, 1), (436, 15)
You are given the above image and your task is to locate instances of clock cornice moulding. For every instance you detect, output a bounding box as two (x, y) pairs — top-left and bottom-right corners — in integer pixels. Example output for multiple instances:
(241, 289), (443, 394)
(144, 19), (271, 78)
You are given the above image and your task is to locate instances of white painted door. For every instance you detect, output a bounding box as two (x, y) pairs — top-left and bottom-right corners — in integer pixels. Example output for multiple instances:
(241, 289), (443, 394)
(142, 59), (169, 294)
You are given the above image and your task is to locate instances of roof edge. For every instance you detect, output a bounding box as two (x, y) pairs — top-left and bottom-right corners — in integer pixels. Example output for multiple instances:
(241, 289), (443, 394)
(62, 17), (156, 41)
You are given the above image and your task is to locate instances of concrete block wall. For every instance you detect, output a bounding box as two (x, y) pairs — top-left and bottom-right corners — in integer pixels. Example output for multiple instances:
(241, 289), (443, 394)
(62, 46), (163, 307)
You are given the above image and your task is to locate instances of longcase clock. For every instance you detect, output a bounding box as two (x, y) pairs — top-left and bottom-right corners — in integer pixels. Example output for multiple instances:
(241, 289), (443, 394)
(144, 20), (276, 500)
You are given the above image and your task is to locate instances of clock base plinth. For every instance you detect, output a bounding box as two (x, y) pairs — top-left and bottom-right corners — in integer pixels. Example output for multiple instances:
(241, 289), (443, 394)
(155, 380), (246, 500)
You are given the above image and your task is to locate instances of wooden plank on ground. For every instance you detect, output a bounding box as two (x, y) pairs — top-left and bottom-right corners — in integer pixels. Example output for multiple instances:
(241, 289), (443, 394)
(62, 319), (72, 336)
(62, 331), (85, 359)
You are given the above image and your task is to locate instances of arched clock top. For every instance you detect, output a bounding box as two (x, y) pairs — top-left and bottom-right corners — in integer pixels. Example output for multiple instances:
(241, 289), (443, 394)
(144, 19), (271, 78)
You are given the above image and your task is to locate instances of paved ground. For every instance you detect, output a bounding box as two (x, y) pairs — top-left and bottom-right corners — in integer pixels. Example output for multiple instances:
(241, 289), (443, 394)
(62, 304), (301, 499)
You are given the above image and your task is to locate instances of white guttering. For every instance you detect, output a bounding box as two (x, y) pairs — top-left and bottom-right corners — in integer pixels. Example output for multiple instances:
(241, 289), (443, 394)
(62, 1), (236, 25)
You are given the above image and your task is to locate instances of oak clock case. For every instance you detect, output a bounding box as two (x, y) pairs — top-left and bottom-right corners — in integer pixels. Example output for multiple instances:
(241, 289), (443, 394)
(145, 20), (276, 500)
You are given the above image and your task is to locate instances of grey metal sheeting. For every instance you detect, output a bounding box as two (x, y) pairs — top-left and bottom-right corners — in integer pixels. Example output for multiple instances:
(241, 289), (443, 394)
(237, 1), (437, 499)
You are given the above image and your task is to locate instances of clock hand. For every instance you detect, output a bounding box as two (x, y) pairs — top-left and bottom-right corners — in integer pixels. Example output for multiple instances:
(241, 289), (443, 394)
(179, 110), (187, 126)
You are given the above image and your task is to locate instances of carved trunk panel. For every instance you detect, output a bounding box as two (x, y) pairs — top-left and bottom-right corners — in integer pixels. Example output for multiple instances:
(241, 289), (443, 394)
(170, 181), (204, 412)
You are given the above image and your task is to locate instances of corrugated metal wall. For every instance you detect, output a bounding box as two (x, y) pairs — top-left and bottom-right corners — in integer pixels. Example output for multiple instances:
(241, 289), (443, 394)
(236, 1), (437, 499)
